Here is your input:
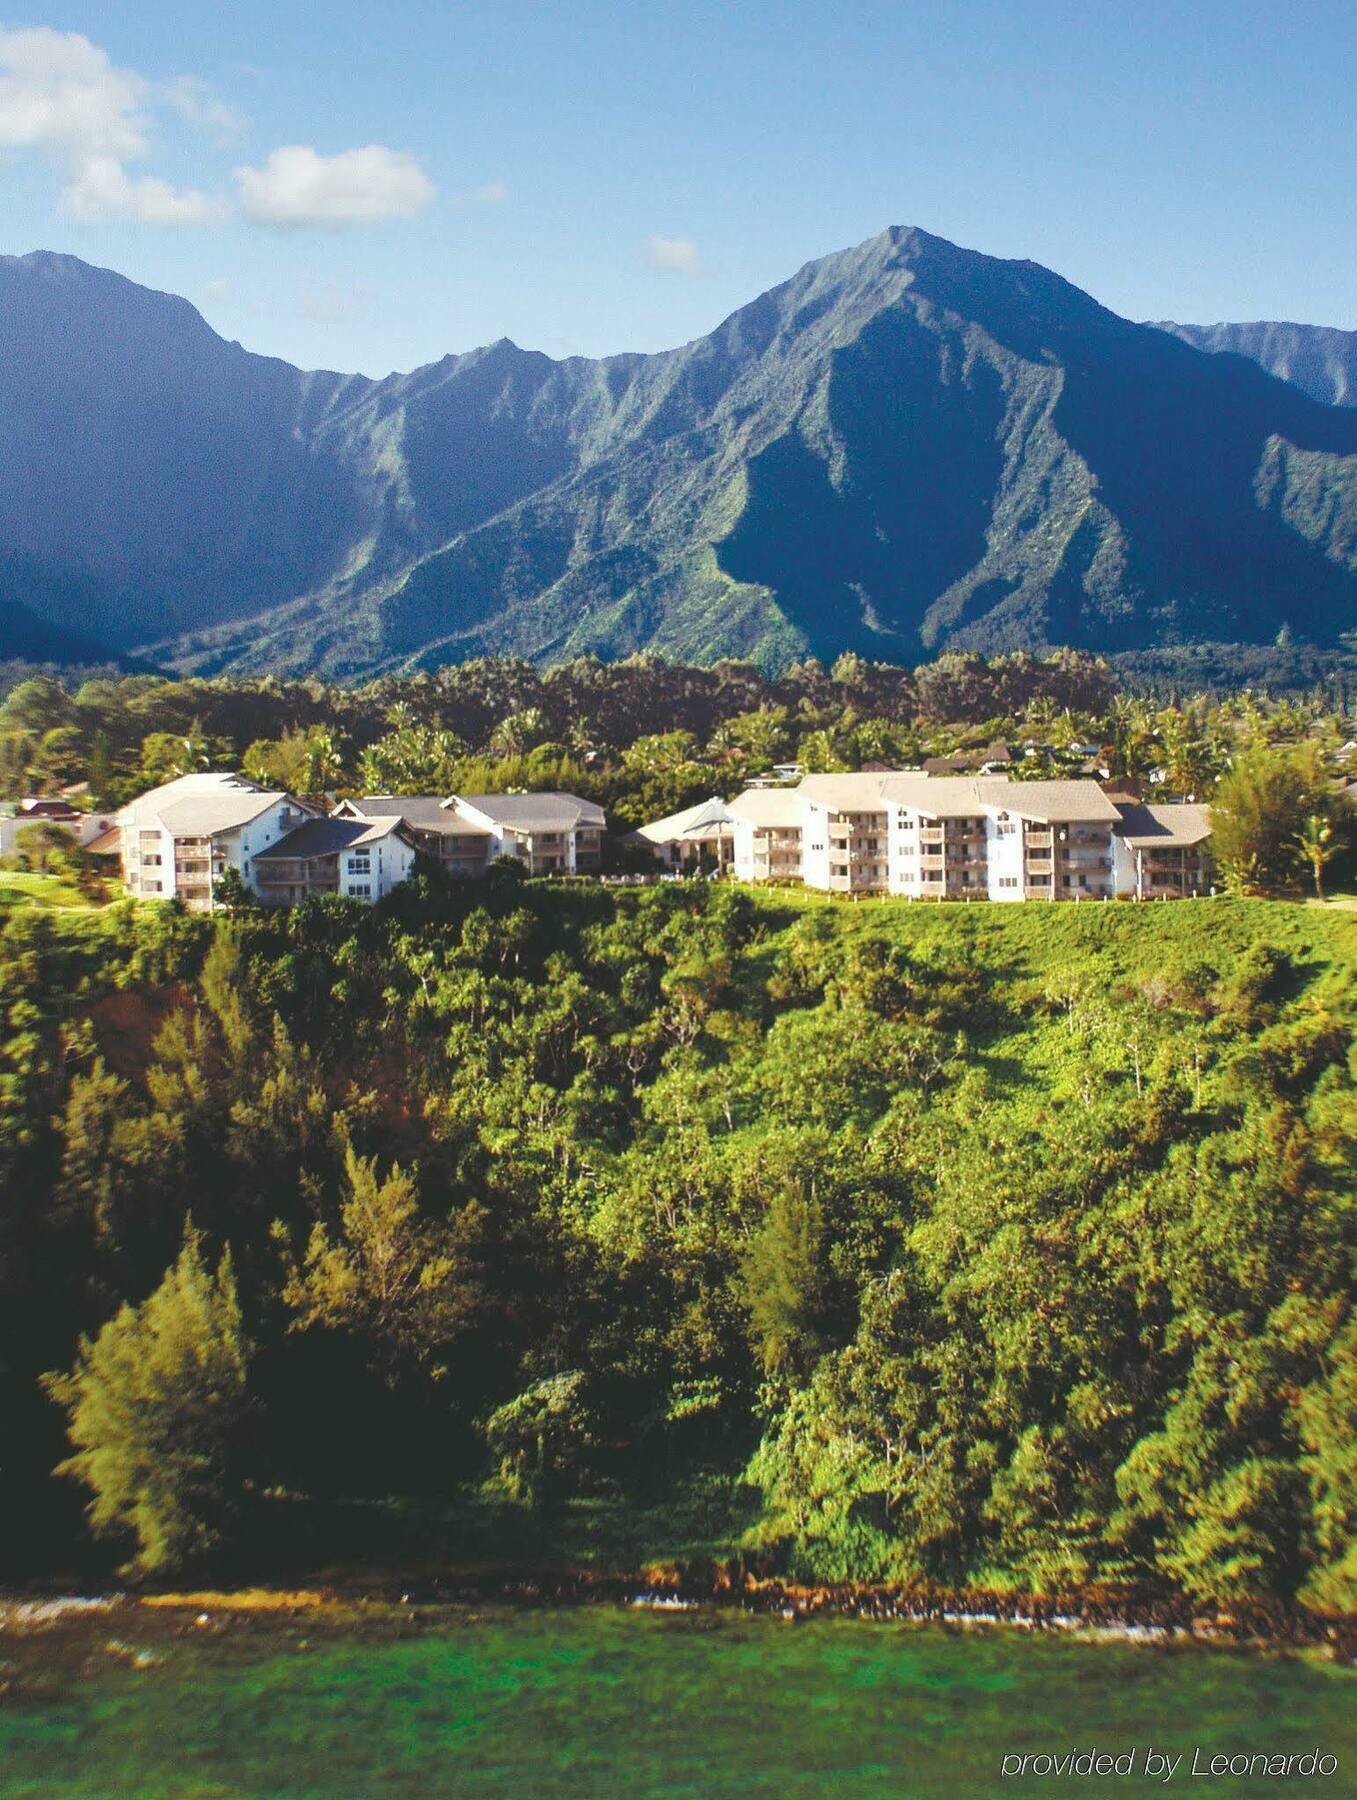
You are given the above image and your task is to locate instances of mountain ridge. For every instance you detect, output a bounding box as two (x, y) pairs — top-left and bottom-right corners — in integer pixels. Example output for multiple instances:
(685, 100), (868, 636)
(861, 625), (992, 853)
(1151, 318), (1357, 410)
(3, 229), (1356, 677)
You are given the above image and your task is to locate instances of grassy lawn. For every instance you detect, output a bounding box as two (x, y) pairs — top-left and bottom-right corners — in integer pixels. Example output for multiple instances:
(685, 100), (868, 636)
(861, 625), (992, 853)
(0, 870), (107, 912)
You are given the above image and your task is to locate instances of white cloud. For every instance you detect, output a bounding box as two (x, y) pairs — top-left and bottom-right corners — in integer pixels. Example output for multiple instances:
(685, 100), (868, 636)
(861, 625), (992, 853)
(646, 235), (700, 274)
(161, 75), (246, 144)
(0, 27), (435, 234)
(61, 154), (217, 224)
(236, 144), (434, 227)
(0, 25), (145, 160)
(0, 24), (218, 224)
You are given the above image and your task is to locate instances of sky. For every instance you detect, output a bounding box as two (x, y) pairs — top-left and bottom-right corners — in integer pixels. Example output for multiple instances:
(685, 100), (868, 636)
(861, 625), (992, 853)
(1, 1), (1354, 375)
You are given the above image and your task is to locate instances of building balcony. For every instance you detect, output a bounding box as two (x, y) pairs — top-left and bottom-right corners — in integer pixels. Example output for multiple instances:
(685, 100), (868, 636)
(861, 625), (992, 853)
(1025, 830), (1055, 849)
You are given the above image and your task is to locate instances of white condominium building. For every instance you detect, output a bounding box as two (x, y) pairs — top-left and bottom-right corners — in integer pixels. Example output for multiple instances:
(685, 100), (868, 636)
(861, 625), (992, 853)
(645, 773), (1213, 900)
(338, 791), (607, 877)
(115, 773), (319, 911)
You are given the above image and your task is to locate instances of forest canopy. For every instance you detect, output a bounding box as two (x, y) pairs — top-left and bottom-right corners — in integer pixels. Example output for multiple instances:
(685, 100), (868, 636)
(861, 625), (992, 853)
(2, 881), (1353, 1614)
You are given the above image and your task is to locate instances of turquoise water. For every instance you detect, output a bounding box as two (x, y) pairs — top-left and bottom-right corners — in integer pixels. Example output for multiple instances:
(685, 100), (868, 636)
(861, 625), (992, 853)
(1, 1605), (1352, 1798)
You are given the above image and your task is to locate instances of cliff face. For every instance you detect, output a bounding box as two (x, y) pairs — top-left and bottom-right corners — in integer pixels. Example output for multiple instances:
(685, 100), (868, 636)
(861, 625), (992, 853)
(4, 232), (1357, 678)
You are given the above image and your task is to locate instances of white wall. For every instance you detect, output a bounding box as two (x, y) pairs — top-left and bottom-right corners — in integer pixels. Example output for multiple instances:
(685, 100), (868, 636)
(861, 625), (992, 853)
(235, 801), (312, 897)
(339, 834), (416, 901)
(800, 802), (832, 889)
(887, 807), (918, 895)
(1112, 834), (1139, 896)
(985, 812), (1025, 901)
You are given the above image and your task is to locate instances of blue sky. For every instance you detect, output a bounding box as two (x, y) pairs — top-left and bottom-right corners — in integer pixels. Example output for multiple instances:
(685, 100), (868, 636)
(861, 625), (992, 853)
(2, 2), (1354, 374)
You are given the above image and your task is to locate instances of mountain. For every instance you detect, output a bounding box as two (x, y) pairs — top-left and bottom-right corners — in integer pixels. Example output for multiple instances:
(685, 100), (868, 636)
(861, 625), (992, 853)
(1152, 320), (1357, 409)
(3, 233), (1357, 678)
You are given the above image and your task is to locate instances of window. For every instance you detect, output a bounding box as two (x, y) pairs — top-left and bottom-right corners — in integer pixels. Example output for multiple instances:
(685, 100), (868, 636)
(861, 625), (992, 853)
(347, 855), (371, 874)
(997, 876), (1019, 889)
(350, 883), (371, 898)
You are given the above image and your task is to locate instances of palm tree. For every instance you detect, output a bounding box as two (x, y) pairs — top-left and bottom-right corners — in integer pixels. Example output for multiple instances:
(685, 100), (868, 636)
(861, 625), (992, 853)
(301, 729), (345, 794)
(491, 708), (549, 756)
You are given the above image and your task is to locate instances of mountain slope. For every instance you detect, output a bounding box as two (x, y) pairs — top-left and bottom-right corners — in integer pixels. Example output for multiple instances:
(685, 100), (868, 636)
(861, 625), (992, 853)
(1152, 320), (1357, 409)
(3, 234), (1357, 677)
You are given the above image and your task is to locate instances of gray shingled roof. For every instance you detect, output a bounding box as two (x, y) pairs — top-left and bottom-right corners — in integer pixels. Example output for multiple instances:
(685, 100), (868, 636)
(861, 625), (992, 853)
(346, 796), (490, 831)
(255, 816), (403, 861)
(728, 787), (806, 827)
(878, 776), (991, 818)
(1113, 802), (1213, 849)
(798, 773), (895, 809)
(455, 792), (605, 830)
(975, 779), (1121, 824)
(156, 790), (291, 835)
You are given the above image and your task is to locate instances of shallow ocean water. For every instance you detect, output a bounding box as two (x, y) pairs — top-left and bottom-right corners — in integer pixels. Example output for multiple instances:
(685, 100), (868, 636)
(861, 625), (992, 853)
(0, 1604), (1352, 1798)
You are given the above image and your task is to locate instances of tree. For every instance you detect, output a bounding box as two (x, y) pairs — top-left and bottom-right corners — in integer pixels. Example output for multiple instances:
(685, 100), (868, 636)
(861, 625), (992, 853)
(0, 676), (70, 738)
(490, 707), (550, 756)
(139, 729), (212, 786)
(14, 820), (78, 874)
(1209, 744), (1334, 894)
(1296, 813), (1342, 902)
(300, 727), (345, 794)
(212, 866), (255, 918)
(483, 1371), (597, 1508)
(278, 1146), (484, 1387)
(739, 1181), (829, 1382)
(43, 1228), (252, 1575)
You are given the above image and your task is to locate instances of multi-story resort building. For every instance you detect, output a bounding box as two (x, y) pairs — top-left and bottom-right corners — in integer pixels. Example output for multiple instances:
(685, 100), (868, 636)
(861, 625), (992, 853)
(115, 773), (320, 911)
(112, 767), (1209, 910)
(252, 815), (418, 904)
(1110, 803), (1214, 900)
(339, 792), (606, 877)
(116, 777), (606, 908)
(645, 773), (1213, 900)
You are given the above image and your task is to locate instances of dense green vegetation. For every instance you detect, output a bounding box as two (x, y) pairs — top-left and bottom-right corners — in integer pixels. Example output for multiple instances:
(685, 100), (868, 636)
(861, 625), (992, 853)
(8, 232), (1357, 680)
(3, 882), (1352, 1615)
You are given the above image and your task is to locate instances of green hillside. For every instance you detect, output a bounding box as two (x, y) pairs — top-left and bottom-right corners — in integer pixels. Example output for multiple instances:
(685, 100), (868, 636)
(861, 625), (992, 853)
(4, 887), (1353, 1614)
